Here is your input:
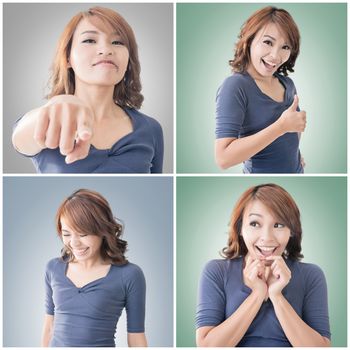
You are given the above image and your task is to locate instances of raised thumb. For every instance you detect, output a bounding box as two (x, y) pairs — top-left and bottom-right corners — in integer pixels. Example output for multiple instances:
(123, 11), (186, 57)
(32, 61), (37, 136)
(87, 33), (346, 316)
(289, 95), (299, 111)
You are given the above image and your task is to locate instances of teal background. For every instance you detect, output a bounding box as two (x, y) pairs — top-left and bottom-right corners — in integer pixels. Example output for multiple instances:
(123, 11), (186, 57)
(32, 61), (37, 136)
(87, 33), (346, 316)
(177, 3), (347, 173)
(177, 176), (347, 346)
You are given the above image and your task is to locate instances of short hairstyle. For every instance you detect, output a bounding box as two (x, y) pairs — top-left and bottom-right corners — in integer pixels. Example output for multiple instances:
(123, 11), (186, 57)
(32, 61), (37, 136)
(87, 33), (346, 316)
(229, 6), (300, 76)
(56, 189), (128, 265)
(222, 183), (303, 260)
(48, 6), (143, 109)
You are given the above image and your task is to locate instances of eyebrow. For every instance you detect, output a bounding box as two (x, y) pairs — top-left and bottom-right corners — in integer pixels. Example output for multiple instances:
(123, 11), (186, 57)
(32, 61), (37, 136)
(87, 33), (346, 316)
(80, 30), (120, 36)
(263, 35), (276, 41)
(248, 213), (263, 217)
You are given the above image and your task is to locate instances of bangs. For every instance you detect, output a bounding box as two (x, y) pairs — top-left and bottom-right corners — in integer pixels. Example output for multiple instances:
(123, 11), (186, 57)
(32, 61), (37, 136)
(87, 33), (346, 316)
(58, 198), (101, 236)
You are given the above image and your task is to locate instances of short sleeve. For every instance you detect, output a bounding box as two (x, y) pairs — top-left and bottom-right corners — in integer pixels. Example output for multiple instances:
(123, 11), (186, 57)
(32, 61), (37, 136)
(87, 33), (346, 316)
(215, 75), (247, 139)
(150, 119), (164, 173)
(195, 260), (226, 328)
(124, 264), (146, 333)
(45, 261), (55, 315)
(302, 264), (331, 339)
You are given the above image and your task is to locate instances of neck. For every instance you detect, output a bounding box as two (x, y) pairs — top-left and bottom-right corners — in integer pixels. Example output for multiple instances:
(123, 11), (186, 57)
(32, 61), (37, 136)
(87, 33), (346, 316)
(73, 255), (104, 269)
(246, 64), (274, 85)
(74, 83), (118, 122)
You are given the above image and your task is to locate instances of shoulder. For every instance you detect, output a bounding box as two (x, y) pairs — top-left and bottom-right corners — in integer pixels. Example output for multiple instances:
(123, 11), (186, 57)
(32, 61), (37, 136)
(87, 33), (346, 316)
(202, 258), (240, 280)
(115, 262), (145, 283)
(127, 108), (163, 133)
(45, 257), (63, 274)
(291, 260), (327, 285)
(219, 73), (251, 91)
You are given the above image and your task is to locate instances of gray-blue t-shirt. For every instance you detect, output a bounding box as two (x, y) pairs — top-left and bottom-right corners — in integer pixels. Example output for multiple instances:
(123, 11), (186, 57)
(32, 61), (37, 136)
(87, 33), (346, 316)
(15, 108), (163, 173)
(196, 258), (330, 347)
(45, 258), (146, 347)
(215, 72), (303, 173)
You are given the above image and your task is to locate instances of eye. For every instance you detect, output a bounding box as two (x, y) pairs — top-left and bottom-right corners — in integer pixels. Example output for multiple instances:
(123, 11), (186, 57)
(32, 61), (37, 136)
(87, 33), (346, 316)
(62, 234), (70, 237)
(249, 221), (260, 228)
(274, 223), (285, 228)
(82, 39), (96, 44)
(282, 45), (291, 50)
(263, 40), (273, 46)
(112, 40), (124, 46)
(79, 234), (88, 238)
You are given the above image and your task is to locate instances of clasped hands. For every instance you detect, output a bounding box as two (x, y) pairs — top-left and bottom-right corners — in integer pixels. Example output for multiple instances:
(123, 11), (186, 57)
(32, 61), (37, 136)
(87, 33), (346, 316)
(243, 255), (291, 301)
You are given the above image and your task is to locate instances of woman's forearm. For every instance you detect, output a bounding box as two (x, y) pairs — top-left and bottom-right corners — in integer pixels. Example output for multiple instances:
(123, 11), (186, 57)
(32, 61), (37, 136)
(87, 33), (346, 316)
(12, 107), (43, 156)
(197, 290), (265, 347)
(215, 120), (284, 169)
(127, 332), (148, 347)
(270, 294), (330, 347)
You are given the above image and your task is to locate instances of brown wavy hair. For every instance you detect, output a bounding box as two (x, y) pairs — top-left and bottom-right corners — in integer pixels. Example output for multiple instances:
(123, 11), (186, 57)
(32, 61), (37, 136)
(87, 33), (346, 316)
(229, 6), (300, 76)
(56, 189), (128, 265)
(222, 184), (303, 261)
(47, 6), (143, 109)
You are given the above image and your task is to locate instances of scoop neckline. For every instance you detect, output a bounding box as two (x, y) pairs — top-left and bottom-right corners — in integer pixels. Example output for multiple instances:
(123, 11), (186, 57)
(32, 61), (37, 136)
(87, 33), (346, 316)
(244, 71), (287, 104)
(64, 261), (113, 290)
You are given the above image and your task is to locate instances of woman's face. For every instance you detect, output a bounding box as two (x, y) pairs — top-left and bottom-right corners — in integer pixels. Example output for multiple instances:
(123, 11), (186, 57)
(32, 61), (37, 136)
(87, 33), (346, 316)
(241, 199), (291, 262)
(60, 217), (103, 262)
(248, 22), (291, 78)
(69, 17), (129, 89)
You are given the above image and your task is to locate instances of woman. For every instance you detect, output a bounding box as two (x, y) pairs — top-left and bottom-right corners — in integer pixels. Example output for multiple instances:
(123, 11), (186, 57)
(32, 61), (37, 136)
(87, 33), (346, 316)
(12, 7), (163, 173)
(42, 189), (147, 347)
(196, 184), (330, 347)
(215, 7), (306, 173)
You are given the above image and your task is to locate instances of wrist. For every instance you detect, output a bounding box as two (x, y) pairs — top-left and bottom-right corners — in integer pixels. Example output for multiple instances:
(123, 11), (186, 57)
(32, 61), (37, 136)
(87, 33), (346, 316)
(269, 292), (284, 304)
(251, 288), (266, 302)
(273, 117), (285, 137)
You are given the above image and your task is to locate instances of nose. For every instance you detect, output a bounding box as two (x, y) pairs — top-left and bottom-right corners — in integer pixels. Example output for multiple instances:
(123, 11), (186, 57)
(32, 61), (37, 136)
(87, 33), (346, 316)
(70, 235), (82, 248)
(98, 41), (113, 56)
(260, 226), (275, 241)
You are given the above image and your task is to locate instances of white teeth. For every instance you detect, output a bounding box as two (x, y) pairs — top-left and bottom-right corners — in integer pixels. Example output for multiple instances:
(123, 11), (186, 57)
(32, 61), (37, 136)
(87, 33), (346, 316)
(257, 246), (276, 252)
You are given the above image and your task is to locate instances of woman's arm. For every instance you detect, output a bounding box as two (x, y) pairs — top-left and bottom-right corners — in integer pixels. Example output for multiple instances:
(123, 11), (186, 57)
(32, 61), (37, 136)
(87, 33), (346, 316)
(270, 295), (330, 347)
(196, 257), (267, 347)
(196, 289), (265, 347)
(127, 332), (147, 347)
(41, 314), (54, 347)
(266, 256), (330, 346)
(215, 95), (306, 169)
(12, 94), (93, 162)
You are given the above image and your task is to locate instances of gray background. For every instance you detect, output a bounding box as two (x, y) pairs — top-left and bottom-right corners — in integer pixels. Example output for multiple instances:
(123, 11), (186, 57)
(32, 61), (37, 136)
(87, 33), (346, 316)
(3, 176), (173, 347)
(3, 3), (173, 173)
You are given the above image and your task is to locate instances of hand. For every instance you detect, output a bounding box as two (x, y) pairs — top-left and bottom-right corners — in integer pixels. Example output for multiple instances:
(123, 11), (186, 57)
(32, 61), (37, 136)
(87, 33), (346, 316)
(33, 95), (94, 164)
(278, 95), (306, 134)
(265, 256), (291, 300)
(301, 155), (306, 169)
(243, 256), (268, 299)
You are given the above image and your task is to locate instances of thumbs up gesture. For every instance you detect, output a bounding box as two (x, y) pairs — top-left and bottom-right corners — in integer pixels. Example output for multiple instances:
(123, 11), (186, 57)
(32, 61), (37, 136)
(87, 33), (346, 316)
(278, 95), (306, 133)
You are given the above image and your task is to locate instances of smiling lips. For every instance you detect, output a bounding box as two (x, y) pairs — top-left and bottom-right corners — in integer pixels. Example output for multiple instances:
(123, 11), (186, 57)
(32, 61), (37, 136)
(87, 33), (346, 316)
(92, 60), (117, 68)
(261, 58), (278, 70)
(73, 247), (89, 256)
(255, 245), (277, 257)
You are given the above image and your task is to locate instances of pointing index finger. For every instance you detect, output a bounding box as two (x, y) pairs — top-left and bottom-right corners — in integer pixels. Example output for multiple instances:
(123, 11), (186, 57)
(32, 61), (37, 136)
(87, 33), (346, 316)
(77, 107), (93, 141)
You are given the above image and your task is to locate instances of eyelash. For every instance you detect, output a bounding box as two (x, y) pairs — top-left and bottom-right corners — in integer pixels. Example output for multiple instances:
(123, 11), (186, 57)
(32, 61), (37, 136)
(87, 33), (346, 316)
(249, 221), (285, 228)
(62, 234), (88, 238)
(82, 39), (124, 46)
(263, 40), (290, 51)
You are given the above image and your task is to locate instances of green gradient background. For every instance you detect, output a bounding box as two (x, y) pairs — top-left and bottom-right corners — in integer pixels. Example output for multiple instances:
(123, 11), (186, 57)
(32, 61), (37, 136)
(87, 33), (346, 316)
(177, 3), (347, 173)
(177, 177), (346, 346)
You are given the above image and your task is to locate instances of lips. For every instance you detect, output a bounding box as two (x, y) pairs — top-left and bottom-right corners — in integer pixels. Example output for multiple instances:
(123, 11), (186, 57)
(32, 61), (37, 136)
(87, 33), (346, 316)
(261, 58), (278, 70)
(255, 245), (277, 257)
(72, 247), (89, 257)
(92, 60), (117, 68)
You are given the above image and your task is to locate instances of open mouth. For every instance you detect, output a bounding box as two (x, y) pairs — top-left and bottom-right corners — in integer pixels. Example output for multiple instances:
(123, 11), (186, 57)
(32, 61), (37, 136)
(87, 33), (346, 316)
(255, 245), (277, 257)
(261, 58), (277, 70)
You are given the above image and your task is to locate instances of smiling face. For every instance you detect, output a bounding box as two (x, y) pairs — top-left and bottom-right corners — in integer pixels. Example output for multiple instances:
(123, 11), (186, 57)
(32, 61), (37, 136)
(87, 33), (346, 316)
(241, 199), (291, 264)
(248, 22), (291, 78)
(60, 216), (103, 262)
(69, 17), (129, 88)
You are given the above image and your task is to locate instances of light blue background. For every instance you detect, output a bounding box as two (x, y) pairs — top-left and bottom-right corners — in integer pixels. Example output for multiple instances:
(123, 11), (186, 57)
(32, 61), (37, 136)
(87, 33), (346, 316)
(3, 176), (173, 347)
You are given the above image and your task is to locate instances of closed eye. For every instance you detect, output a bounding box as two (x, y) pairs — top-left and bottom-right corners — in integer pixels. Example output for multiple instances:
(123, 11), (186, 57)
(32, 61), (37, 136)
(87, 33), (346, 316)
(112, 40), (124, 46)
(82, 38), (96, 44)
